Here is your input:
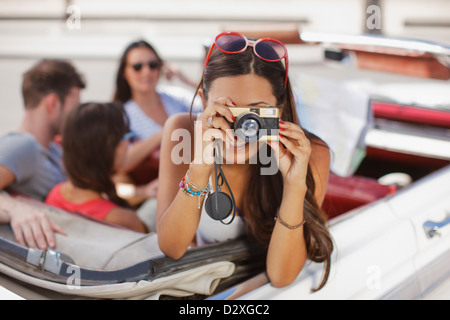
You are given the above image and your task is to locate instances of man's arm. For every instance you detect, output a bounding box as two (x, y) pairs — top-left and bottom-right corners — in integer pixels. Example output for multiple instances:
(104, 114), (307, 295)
(0, 164), (15, 190)
(0, 164), (16, 224)
(0, 165), (65, 249)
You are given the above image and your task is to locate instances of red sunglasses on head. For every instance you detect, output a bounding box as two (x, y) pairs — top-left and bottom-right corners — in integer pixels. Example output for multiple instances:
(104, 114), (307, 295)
(204, 32), (289, 87)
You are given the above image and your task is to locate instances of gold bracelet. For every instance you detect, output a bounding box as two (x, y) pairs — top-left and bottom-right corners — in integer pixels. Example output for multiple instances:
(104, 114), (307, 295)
(274, 213), (305, 229)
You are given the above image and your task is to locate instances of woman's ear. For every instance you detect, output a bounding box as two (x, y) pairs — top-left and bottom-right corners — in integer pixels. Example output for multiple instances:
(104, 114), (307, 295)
(197, 88), (207, 110)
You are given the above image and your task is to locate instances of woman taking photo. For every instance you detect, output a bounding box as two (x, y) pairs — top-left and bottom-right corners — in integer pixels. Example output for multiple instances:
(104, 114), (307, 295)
(156, 32), (333, 289)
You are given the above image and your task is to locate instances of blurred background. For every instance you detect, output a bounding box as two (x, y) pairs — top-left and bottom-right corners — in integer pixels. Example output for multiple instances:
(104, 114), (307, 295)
(0, 0), (449, 136)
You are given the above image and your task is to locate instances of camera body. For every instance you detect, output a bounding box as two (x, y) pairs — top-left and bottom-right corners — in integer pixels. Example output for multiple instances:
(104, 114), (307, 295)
(226, 106), (280, 142)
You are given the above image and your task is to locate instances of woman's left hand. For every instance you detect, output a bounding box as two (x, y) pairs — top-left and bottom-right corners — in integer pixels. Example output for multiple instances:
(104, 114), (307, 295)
(267, 121), (311, 189)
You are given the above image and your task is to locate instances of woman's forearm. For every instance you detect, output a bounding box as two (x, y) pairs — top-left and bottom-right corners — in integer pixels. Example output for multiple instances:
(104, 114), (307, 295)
(266, 185), (308, 287)
(157, 163), (212, 259)
(122, 132), (162, 172)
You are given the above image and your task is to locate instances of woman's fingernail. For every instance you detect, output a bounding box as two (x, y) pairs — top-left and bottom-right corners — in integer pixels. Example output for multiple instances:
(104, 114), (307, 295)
(279, 127), (285, 131)
(231, 102), (236, 106)
(232, 116), (236, 121)
(279, 120), (285, 124)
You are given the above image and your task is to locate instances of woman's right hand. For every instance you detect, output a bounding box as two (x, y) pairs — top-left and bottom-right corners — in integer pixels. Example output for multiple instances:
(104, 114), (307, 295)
(193, 97), (236, 166)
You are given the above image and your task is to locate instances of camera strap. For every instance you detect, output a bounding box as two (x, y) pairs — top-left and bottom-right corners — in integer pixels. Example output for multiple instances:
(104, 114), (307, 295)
(204, 139), (237, 225)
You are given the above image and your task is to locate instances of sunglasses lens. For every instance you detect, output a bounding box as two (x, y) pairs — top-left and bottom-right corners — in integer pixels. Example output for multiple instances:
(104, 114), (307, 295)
(216, 34), (247, 53)
(205, 32), (288, 87)
(132, 63), (143, 71)
(149, 61), (160, 70)
(255, 40), (286, 61)
(131, 61), (160, 71)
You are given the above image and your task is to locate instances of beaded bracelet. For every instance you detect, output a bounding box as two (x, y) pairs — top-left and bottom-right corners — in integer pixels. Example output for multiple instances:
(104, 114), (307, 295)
(184, 169), (208, 191)
(274, 213), (305, 230)
(179, 170), (211, 209)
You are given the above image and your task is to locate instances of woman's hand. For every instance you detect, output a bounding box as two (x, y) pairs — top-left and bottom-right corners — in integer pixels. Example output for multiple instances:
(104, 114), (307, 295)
(194, 97), (236, 166)
(139, 178), (159, 198)
(267, 121), (311, 190)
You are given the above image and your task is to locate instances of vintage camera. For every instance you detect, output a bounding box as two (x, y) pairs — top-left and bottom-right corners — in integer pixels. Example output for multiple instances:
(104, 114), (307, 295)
(226, 106), (280, 142)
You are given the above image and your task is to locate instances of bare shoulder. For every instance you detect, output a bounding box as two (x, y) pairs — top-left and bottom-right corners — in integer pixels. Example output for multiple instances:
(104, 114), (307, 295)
(310, 137), (330, 168)
(105, 207), (146, 233)
(309, 136), (331, 206)
(160, 112), (195, 164)
(163, 112), (195, 134)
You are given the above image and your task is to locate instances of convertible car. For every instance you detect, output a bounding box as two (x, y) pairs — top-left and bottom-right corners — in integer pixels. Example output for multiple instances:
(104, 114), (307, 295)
(0, 30), (449, 300)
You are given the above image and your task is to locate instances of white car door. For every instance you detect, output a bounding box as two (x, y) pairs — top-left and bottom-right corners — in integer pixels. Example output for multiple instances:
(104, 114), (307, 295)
(386, 165), (450, 299)
(239, 166), (450, 300)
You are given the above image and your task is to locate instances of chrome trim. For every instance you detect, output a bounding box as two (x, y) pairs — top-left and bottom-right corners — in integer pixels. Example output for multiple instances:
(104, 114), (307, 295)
(423, 212), (450, 238)
(300, 32), (450, 57)
(365, 127), (450, 160)
(26, 249), (63, 274)
(42, 250), (63, 275)
(25, 249), (44, 269)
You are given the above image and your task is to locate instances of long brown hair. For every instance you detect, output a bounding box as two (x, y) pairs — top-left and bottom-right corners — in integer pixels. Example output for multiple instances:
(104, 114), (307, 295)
(113, 40), (163, 103)
(62, 102), (130, 208)
(193, 45), (333, 291)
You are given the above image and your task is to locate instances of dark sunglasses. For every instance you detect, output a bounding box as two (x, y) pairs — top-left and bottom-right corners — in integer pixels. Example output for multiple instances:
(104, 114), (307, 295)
(205, 32), (289, 87)
(130, 60), (161, 72)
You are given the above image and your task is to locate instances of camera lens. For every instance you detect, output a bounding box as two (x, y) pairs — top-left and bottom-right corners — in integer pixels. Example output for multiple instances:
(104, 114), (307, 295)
(241, 119), (259, 138)
(235, 114), (261, 142)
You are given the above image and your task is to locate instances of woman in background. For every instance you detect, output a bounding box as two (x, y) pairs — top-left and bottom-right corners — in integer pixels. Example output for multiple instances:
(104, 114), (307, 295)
(46, 102), (148, 233)
(113, 40), (197, 186)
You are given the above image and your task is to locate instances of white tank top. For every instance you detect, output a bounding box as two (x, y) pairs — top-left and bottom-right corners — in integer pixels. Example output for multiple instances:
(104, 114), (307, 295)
(196, 181), (246, 245)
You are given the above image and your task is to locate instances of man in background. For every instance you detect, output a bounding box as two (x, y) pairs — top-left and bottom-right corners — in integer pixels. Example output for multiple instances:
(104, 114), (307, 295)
(0, 59), (85, 249)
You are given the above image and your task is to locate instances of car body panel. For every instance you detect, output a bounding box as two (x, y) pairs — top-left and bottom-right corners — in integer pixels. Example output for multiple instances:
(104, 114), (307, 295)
(239, 165), (450, 300)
